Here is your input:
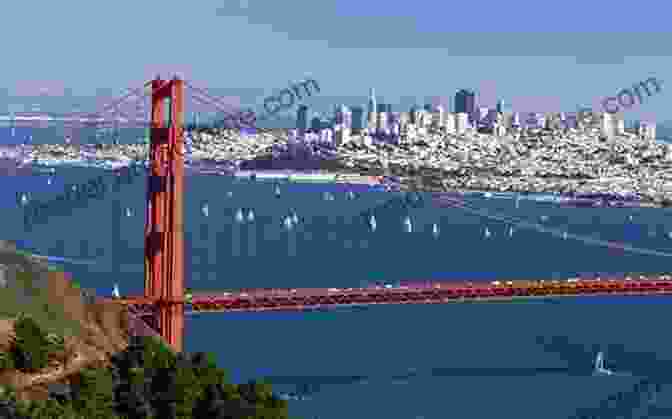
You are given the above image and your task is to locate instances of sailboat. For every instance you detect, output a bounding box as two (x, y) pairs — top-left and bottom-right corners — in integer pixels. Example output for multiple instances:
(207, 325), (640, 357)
(227, 191), (233, 198)
(125, 208), (132, 217)
(112, 283), (121, 299)
(274, 185), (281, 198)
(283, 215), (293, 230)
(47, 177), (52, 185)
(369, 215), (377, 232)
(247, 210), (255, 222)
(235, 209), (244, 223)
(201, 204), (209, 217)
(17, 192), (28, 206)
(562, 231), (568, 240)
(346, 190), (355, 200)
(403, 216), (413, 233)
(484, 227), (491, 238)
(593, 351), (613, 376)
(508, 227), (514, 237)
(432, 223), (439, 237)
(291, 211), (299, 225)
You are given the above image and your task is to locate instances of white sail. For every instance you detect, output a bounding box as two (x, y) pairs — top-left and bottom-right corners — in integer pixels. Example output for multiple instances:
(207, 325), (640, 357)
(235, 209), (244, 223)
(201, 204), (209, 217)
(247, 210), (255, 222)
(112, 283), (121, 298)
(432, 223), (439, 237)
(593, 351), (613, 376)
(484, 227), (491, 238)
(292, 212), (299, 224)
(403, 216), (413, 233)
(369, 215), (377, 232)
(283, 216), (293, 230)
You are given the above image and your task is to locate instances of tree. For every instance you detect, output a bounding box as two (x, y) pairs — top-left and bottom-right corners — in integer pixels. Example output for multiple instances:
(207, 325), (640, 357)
(11, 314), (50, 372)
(71, 366), (116, 418)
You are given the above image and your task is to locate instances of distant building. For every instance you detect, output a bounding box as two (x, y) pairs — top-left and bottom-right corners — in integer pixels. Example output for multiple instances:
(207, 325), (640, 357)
(376, 109), (388, 133)
(615, 118), (625, 136)
(455, 113), (470, 134)
(635, 121), (656, 140)
(410, 106), (421, 125)
(296, 105), (309, 133)
(351, 106), (366, 132)
(368, 88), (377, 131)
(511, 112), (521, 128)
(496, 100), (508, 114)
(455, 89), (476, 120)
(444, 113), (456, 134)
(601, 112), (614, 138)
(310, 116), (322, 132)
(432, 105), (444, 130)
(564, 114), (578, 130)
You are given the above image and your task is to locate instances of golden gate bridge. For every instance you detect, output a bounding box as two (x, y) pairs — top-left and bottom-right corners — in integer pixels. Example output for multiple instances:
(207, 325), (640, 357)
(7, 75), (672, 354)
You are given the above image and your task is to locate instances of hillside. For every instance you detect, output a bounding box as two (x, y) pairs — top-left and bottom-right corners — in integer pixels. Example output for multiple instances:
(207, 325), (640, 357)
(0, 240), (130, 402)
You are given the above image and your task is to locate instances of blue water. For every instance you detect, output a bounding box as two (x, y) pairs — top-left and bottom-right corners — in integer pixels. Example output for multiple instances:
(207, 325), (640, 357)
(5, 165), (672, 418)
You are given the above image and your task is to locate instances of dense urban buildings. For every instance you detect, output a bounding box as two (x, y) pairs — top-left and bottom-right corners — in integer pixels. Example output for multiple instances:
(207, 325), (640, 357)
(290, 86), (658, 148)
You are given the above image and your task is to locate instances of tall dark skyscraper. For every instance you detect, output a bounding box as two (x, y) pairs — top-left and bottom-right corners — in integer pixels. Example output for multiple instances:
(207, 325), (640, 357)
(296, 105), (309, 132)
(310, 116), (322, 132)
(351, 106), (365, 132)
(455, 89), (476, 115)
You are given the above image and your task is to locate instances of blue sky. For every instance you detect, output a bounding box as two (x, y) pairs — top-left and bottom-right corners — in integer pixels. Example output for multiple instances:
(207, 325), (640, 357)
(0, 0), (670, 123)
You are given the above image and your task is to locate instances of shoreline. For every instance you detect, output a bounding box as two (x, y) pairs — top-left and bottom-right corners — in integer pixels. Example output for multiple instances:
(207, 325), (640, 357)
(7, 156), (667, 209)
(4, 124), (672, 209)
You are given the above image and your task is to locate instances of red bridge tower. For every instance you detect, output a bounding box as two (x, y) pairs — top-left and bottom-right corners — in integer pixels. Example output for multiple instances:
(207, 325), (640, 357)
(144, 76), (185, 352)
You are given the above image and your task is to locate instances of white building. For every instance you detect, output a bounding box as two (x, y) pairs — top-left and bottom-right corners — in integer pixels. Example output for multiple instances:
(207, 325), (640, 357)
(444, 112), (456, 134)
(615, 119), (625, 136)
(636, 121), (656, 140)
(434, 106), (444, 130)
(455, 113), (470, 134)
(601, 112), (614, 138)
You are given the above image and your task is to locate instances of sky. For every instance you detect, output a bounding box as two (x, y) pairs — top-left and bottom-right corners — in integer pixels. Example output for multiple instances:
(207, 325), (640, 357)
(0, 0), (670, 124)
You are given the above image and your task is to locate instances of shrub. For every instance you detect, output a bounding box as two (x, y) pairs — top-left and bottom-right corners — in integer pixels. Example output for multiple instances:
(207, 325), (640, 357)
(0, 351), (14, 370)
(11, 314), (50, 372)
(71, 366), (116, 418)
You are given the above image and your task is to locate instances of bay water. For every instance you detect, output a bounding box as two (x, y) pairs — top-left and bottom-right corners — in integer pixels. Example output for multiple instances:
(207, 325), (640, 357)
(5, 166), (672, 418)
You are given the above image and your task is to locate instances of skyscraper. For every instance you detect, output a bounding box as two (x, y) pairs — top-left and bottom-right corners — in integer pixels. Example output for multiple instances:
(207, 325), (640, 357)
(311, 116), (322, 132)
(368, 88), (377, 131)
(368, 88), (377, 115)
(351, 106), (365, 132)
(455, 89), (476, 117)
(296, 105), (309, 133)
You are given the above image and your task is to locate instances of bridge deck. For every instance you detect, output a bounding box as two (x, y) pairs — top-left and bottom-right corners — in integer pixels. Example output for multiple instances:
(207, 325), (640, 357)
(106, 276), (672, 313)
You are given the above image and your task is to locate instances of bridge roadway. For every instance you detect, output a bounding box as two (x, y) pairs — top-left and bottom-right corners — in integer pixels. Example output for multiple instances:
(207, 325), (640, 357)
(107, 275), (672, 314)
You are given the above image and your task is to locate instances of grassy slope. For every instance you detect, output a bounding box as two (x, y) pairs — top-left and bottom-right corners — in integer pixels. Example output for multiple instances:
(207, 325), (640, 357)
(0, 248), (84, 339)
